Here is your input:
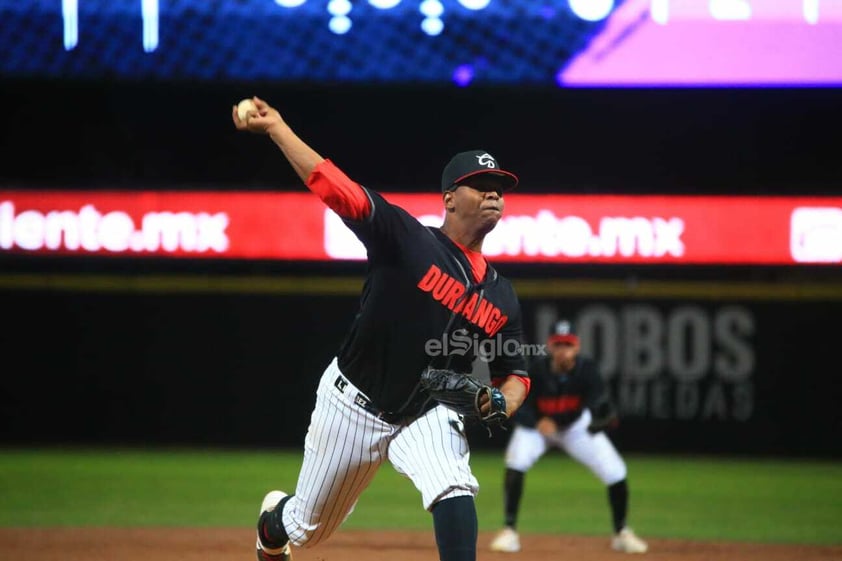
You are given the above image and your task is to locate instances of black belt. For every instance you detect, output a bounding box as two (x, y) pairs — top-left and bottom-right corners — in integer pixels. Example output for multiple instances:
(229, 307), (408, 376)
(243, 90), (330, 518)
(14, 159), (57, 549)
(334, 374), (405, 424)
(352, 391), (405, 424)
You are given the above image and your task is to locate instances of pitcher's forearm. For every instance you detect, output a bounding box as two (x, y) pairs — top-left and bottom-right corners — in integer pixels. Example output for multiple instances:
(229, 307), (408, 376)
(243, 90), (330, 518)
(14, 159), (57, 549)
(500, 376), (529, 417)
(267, 122), (325, 184)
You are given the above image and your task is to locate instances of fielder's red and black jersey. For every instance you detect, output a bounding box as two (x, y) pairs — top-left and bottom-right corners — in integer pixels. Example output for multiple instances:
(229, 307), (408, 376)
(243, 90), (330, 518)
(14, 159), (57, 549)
(514, 355), (606, 429)
(337, 189), (528, 415)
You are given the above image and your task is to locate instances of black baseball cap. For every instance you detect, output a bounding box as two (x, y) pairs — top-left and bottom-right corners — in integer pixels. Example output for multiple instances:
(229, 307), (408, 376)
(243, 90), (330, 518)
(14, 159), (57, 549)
(441, 150), (519, 193)
(548, 319), (579, 344)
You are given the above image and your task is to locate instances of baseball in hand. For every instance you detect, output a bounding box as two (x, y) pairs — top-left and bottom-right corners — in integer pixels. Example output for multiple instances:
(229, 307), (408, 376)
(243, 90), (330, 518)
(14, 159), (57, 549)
(236, 98), (258, 122)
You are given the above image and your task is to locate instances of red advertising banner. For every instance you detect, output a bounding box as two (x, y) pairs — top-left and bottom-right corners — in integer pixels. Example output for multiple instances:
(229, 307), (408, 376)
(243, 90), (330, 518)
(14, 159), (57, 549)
(1, 191), (840, 264)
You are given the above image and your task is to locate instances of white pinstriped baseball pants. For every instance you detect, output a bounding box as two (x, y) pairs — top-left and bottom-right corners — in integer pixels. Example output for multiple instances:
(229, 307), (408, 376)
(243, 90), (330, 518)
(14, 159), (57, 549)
(279, 357), (479, 548)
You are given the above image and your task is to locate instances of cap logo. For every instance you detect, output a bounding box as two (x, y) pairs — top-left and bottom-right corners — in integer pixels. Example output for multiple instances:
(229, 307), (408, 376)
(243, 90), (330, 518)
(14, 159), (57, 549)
(554, 320), (573, 335)
(476, 153), (497, 168)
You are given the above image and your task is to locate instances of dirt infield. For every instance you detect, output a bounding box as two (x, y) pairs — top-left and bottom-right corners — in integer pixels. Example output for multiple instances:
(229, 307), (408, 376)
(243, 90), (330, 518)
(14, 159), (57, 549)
(2, 528), (840, 561)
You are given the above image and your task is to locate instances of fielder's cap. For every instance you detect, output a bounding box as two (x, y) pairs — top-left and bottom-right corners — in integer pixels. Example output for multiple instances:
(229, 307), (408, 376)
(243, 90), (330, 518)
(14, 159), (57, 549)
(441, 150), (519, 193)
(548, 319), (579, 344)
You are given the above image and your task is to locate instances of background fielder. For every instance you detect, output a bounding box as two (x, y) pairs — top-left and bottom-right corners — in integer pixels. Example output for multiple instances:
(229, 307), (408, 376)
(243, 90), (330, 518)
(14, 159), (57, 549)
(489, 319), (648, 554)
(233, 96), (530, 561)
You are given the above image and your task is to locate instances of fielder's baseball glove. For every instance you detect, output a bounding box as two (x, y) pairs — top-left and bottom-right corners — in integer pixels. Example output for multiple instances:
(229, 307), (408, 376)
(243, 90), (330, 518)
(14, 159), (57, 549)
(420, 368), (508, 428)
(587, 397), (619, 434)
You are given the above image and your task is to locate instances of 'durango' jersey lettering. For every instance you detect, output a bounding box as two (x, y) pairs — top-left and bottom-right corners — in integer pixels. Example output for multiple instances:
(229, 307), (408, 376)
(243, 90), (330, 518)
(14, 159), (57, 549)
(513, 356), (604, 429)
(417, 264), (508, 336)
(536, 395), (582, 415)
(336, 189), (526, 414)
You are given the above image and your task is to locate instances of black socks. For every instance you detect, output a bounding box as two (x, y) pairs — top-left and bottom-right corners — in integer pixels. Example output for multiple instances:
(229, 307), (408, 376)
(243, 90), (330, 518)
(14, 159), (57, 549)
(432, 495), (477, 561)
(503, 468), (525, 528)
(608, 479), (629, 534)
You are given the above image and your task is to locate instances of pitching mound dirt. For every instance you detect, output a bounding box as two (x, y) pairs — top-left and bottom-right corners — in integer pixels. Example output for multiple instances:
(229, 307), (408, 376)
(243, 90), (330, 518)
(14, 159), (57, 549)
(1, 528), (839, 561)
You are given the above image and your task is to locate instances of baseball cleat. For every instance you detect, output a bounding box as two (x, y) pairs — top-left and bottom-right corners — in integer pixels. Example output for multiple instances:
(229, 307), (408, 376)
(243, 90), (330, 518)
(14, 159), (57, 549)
(256, 490), (292, 561)
(611, 527), (648, 554)
(489, 526), (521, 553)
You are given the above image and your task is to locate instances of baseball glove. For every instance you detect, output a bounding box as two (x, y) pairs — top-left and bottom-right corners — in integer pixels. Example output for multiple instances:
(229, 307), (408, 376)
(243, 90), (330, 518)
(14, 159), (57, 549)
(587, 397), (619, 434)
(420, 368), (508, 427)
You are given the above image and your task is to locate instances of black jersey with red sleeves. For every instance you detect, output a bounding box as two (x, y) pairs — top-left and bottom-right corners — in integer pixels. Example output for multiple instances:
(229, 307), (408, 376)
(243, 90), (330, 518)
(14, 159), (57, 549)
(514, 355), (606, 429)
(336, 189), (528, 415)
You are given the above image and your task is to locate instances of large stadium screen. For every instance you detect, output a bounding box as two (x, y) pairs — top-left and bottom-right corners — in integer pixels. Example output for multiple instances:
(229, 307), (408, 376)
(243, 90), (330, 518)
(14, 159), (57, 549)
(2, 0), (841, 86)
(1, 190), (840, 264)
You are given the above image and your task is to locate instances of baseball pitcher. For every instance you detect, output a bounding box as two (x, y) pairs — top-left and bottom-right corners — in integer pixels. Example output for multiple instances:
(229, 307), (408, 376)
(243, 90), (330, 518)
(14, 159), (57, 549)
(233, 97), (531, 561)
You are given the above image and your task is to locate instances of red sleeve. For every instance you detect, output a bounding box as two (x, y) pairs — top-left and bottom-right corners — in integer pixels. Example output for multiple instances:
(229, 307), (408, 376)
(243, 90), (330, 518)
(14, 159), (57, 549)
(306, 159), (372, 220)
(491, 373), (532, 395)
